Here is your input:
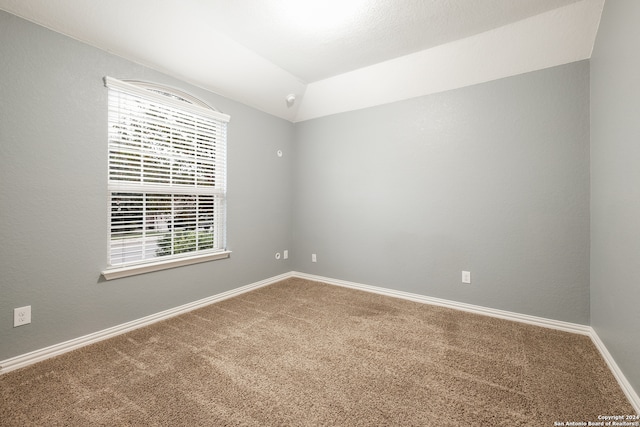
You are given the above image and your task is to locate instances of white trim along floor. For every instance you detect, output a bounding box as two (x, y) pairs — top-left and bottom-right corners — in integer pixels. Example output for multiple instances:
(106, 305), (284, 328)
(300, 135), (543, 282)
(2, 271), (638, 413)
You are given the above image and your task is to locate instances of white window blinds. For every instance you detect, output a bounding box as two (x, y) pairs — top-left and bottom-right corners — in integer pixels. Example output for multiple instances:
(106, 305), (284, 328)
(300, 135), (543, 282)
(105, 77), (229, 269)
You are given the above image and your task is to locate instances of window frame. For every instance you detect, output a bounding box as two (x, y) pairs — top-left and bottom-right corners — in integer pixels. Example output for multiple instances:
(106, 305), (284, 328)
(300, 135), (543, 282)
(101, 77), (231, 280)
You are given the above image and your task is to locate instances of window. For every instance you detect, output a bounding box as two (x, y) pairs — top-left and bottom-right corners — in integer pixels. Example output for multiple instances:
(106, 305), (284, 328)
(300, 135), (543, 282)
(102, 77), (230, 280)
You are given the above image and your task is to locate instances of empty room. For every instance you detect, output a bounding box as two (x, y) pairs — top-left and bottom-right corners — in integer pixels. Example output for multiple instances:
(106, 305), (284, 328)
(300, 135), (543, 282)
(0, 0), (638, 425)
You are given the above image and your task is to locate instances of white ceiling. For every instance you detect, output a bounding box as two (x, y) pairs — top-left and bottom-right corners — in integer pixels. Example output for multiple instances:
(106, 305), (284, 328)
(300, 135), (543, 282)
(0, 0), (604, 122)
(208, 0), (581, 82)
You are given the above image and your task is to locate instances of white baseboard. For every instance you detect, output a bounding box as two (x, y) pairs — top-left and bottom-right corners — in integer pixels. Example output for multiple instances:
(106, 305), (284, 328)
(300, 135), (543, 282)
(2, 270), (637, 413)
(291, 272), (592, 334)
(589, 331), (640, 414)
(0, 272), (292, 375)
(291, 271), (639, 414)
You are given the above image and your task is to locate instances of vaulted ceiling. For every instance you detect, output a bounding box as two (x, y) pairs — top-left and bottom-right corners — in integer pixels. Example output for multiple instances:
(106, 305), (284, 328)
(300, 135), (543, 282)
(0, 0), (604, 122)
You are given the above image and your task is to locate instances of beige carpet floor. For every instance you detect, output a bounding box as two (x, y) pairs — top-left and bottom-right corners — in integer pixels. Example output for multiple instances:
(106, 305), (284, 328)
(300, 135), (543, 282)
(0, 278), (635, 426)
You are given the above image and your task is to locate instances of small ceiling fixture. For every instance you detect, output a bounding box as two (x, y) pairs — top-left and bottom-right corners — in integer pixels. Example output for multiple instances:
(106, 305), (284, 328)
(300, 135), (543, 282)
(285, 94), (296, 107)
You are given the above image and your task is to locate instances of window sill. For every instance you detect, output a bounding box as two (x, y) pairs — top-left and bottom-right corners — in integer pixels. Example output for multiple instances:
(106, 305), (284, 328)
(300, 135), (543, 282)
(101, 251), (231, 281)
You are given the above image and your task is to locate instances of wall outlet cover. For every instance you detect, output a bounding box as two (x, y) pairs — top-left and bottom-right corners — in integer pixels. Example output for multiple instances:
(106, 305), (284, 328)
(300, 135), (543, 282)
(462, 271), (471, 284)
(14, 306), (31, 327)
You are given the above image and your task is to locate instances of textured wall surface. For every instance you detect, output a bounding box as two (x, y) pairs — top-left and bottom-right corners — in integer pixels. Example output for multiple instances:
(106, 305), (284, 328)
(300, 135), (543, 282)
(590, 0), (640, 398)
(293, 61), (590, 324)
(0, 11), (294, 361)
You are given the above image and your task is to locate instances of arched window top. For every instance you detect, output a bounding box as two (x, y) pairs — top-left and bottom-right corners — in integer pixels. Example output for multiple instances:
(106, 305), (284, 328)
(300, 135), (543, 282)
(122, 80), (216, 111)
(104, 76), (230, 123)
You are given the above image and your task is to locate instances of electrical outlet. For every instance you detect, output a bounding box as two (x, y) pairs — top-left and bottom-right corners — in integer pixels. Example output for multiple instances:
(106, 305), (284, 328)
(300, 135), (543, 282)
(14, 306), (31, 327)
(283, 250), (288, 260)
(275, 252), (281, 260)
(462, 271), (471, 284)
(312, 253), (317, 263)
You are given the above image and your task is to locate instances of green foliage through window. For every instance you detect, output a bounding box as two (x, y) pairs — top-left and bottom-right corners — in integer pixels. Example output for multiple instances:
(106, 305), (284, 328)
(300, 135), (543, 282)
(156, 231), (214, 257)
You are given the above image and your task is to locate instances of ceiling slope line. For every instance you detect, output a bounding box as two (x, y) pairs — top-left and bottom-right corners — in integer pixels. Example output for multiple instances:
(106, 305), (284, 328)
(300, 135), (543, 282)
(294, 0), (604, 122)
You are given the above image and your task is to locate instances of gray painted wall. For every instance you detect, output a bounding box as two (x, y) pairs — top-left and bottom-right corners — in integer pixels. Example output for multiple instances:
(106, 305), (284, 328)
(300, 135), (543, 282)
(590, 0), (640, 396)
(293, 61), (591, 324)
(0, 11), (294, 361)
